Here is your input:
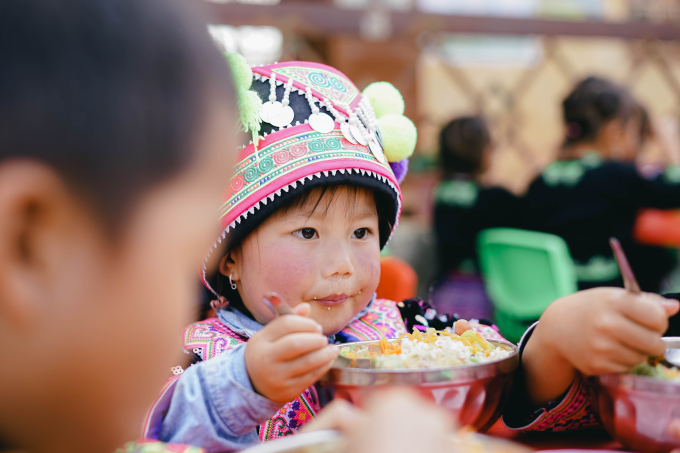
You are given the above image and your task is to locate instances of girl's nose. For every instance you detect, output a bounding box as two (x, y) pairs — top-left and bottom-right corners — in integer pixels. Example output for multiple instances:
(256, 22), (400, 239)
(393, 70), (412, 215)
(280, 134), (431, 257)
(321, 242), (354, 280)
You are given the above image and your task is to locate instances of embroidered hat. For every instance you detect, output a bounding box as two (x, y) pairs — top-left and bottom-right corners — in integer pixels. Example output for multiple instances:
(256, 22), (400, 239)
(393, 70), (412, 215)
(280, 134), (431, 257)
(203, 56), (417, 296)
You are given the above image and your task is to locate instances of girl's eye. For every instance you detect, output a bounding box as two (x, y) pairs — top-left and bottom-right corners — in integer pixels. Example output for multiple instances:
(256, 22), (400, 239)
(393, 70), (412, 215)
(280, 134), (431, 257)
(352, 228), (369, 239)
(294, 228), (318, 240)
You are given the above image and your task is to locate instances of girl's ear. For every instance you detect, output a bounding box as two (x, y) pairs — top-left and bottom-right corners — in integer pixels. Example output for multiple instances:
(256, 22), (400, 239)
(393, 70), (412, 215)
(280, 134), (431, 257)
(219, 251), (239, 281)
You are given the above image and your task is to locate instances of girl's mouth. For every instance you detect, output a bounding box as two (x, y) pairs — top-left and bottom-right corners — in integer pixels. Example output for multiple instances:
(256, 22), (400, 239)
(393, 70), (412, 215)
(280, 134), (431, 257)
(315, 294), (349, 307)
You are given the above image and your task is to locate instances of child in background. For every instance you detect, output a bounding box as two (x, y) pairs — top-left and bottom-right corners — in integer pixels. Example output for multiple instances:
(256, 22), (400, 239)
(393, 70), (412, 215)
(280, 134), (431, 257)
(431, 116), (522, 320)
(146, 60), (501, 452)
(524, 77), (680, 293)
(0, 0), (236, 452)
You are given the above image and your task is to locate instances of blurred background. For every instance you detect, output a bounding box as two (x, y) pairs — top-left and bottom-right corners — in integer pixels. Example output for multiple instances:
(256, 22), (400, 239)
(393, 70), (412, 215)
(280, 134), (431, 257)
(205, 0), (680, 301)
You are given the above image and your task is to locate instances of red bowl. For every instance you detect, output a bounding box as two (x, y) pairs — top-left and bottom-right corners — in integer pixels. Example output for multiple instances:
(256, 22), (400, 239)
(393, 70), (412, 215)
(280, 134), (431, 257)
(588, 371), (680, 452)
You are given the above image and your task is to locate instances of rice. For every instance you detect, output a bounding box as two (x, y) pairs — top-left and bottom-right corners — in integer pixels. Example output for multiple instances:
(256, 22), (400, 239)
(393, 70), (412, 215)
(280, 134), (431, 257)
(359, 334), (512, 370)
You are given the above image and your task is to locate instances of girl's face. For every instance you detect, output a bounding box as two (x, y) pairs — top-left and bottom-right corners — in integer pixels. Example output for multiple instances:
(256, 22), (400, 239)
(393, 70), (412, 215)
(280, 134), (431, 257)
(225, 187), (382, 336)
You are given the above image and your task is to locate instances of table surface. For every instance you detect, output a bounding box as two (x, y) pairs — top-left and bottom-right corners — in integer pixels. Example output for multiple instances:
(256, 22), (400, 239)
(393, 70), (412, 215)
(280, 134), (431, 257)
(486, 419), (624, 451)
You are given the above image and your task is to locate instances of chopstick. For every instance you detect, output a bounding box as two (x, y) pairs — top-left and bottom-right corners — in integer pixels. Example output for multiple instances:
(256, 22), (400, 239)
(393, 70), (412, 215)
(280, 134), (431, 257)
(609, 237), (641, 294)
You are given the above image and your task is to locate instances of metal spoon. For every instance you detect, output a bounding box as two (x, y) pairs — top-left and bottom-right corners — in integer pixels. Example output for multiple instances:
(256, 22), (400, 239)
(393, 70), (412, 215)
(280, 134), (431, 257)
(610, 238), (680, 367)
(609, 237), (641, 294)
(263, 292), (295, 316)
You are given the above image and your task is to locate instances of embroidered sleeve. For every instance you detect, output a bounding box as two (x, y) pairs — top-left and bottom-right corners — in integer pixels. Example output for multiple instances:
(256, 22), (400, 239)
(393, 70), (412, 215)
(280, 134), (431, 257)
(502, 323), (601, 432)
(504, 374), (600, 432)
(158, 344), (282, 452)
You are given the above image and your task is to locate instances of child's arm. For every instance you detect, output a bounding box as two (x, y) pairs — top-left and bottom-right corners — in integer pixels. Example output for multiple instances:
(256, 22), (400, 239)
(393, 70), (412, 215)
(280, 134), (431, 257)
(158, 344), (282, 451)
(522, 288), (678, 406)
(159, 307), (336, 451)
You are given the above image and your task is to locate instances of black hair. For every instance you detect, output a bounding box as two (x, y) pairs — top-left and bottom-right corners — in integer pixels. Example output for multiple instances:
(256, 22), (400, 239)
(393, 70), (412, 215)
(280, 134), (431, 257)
(562, 76), (635, 148)
(439, 116), (491, 176)
(210, 184), (393, 318)
(0, 0), (234, 230)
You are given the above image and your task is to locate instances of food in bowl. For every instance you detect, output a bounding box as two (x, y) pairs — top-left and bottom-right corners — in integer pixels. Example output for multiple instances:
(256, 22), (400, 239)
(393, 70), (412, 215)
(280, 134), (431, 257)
(339, 328), (513, 369)
(630, 360), (680, 382)
(588, 338), (680, 453)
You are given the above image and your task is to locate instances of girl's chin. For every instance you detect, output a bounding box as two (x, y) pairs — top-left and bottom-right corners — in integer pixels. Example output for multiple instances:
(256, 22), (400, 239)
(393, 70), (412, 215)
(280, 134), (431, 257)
(311, 307), (355, 335)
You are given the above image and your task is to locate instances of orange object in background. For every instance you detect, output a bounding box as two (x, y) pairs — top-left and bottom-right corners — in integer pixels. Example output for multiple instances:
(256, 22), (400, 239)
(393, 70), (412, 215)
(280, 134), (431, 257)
(634, 209), (680, 247)
(376, 256), (418, 301)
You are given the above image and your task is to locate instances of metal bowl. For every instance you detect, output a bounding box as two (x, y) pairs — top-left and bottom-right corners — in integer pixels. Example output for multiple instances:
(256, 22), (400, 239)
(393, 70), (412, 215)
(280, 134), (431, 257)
(238, 429), (531, 453)
(588, 337), (680, 453)
(317, 339), (519, 431)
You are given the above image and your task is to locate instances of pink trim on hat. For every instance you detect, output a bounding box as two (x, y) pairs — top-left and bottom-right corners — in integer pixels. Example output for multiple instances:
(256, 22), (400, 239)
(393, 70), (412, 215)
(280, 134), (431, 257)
(220, 158), (400, 230)
(223, 124), (398, 230)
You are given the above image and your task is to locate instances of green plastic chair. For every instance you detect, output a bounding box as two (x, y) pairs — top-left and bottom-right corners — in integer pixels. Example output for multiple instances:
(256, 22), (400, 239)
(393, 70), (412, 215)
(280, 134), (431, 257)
(477, 228), (578, 344)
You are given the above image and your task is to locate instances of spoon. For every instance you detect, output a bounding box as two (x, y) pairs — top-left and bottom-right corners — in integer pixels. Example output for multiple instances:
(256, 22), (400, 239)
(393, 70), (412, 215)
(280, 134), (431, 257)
(609, 237), (641, 294)
(610, 238), (680, 367)
(263, 292), (295, 316)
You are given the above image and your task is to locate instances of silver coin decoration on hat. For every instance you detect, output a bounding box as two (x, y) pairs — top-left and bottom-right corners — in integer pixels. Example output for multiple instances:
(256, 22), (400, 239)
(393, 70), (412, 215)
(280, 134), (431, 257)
(260, 73), (281, 123)
(324, 98), (357, 145)
(305, 87), (335, 134)
(358, 101), (387, 163)
(344, 108), (366, 146)
(341, 122), (358, 144)
(267, 78), (295, 128)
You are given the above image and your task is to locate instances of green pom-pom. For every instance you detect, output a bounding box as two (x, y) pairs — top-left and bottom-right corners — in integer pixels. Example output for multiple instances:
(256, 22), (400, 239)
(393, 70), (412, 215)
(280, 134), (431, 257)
(379, 114), (417, 162)
(237, 89), (262, 135)
(225, 52), (253, 91)
(363, 82), (404, 118)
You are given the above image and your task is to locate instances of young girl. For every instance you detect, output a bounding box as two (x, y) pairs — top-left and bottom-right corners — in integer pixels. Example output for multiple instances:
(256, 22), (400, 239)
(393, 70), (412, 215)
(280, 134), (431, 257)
(0, 0), (235, 452)
(432, 116), (522, 320)
(524, 77), (680, 293)
(144, 59), (501, 452)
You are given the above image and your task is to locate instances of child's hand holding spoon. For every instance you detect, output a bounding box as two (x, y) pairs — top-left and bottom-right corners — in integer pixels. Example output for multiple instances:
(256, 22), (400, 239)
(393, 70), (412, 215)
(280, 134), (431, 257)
(244, 292), (337, 404)
(610, 238), (680, 367)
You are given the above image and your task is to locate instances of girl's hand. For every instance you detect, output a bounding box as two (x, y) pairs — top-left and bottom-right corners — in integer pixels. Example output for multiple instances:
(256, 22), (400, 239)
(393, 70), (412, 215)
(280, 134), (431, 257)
(523, 287), (679, 405)
(244, 302), (337, 404)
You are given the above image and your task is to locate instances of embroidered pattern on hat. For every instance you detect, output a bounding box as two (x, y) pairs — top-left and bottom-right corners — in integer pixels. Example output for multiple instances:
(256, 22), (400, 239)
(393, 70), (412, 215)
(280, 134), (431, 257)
(220, 127), (395, 225)
(256, 63), (361, 111)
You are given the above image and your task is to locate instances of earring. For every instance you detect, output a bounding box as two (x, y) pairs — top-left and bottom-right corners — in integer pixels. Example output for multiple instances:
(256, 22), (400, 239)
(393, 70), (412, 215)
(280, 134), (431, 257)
(229, 272), (237, 290)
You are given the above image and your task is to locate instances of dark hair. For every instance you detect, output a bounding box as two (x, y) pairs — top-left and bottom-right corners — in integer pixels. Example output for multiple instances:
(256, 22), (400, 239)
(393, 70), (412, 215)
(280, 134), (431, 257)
(0, 0), (234, 229)
(439, 116), (490, 176)
(211, 184), (393, 318)
(562, 76), (635, 147)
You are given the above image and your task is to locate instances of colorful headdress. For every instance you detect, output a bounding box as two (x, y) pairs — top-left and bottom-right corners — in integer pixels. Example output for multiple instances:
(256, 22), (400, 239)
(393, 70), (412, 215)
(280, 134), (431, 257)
(203, 55), (417, 296)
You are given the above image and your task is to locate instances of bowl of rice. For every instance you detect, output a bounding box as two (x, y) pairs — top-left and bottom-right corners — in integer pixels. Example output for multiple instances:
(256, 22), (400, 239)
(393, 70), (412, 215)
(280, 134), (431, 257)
(588, 337), (680, 453)
(317, 328), (519, 431)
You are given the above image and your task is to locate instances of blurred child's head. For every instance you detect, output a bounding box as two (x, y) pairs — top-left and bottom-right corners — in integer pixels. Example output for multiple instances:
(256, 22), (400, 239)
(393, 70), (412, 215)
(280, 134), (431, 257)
(439, 116), (491, 178)
(202, 63), (417, 336)
(0, 0), (235, 451)
(562, 77), (638, 159)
